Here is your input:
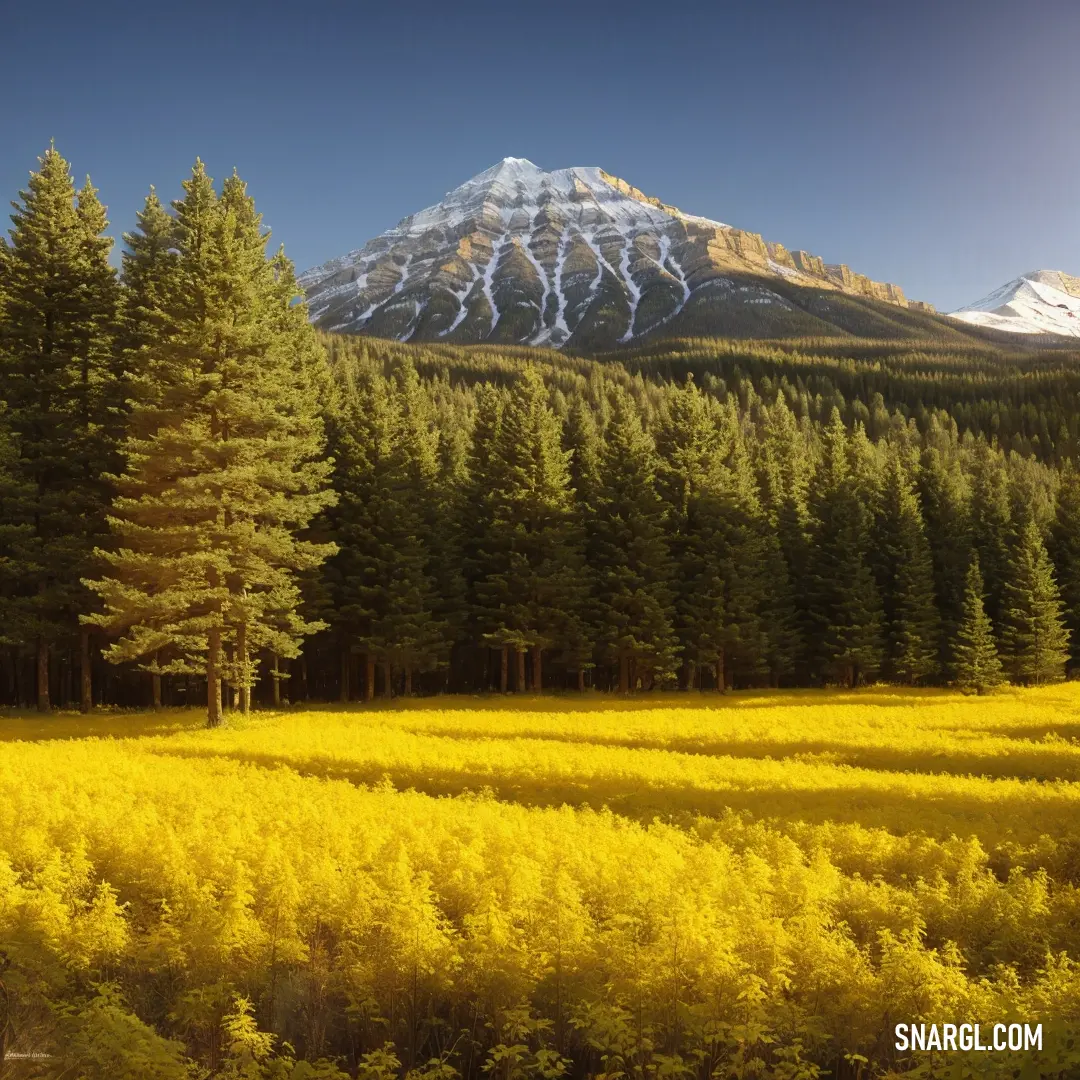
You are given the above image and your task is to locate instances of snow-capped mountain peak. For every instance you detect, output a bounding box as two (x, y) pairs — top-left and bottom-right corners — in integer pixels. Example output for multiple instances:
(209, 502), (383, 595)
(949, 270), (1080, 337)
(300, 158), (931, 349)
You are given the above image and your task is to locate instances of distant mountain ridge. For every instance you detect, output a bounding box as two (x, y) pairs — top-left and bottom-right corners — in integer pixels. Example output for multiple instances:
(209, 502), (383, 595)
(948, 270), (1080, 337)
(300, 157), (950, 349)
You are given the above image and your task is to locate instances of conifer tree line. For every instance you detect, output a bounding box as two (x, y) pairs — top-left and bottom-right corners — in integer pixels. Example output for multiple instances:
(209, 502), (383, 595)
(311, 337), (1074, 699)
(0, 146), (1077, 715)
(0, 147), (334, 723)
(609, 335), (1080, 465)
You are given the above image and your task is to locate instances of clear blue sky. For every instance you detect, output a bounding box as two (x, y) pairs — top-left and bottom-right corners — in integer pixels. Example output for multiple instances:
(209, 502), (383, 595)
(3, 0), (1077, 313)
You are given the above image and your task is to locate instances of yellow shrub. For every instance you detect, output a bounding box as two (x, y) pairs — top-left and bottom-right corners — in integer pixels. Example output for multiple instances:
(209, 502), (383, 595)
(1, 686), (1079, 1075)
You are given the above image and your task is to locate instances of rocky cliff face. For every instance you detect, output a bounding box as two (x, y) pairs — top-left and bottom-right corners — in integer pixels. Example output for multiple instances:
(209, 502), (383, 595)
(300, 158), (935, 348)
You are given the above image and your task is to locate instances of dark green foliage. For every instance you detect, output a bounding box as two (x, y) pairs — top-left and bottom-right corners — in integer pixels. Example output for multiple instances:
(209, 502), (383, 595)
(471, 365), (586, 683)
(953, 554), (1004, 694)
(967, 442), (1013, 635)
(0, 146), (120, 705)
(121, 187), (179, 409)
(917, 433), (971, 676)
(587, 386), (679, 690)
(1000, 518), (1070, 685)
(874, 449), (939, 683)
(605, 335), (1080, 465)
(655, 379), (728, 685)
(1050, 463), (1080, 671)
(325, 356), (452, 690)
(804, 411), (883, 686)
(84, 163), (336, 725)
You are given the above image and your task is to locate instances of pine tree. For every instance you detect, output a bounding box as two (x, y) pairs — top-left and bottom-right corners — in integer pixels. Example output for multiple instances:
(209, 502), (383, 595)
(388, 358), (458, 692)
(967, 441), (1013, 634)
(1000, 518), (1070, 685)
(874, 450), (939, 683)
(656, 383), (782, 690)
(325, 358), (452, 699)
(562, 394), (602, 687)
(0, 415), (34, 650)
(1050, 462), (1080, 672)
(121, 188), (179, 403)
(804, 411), (884, 686)
(717, 412), (784, 686)
(756, 394), (809, 681)
(0, 146), (120, 710)
(588, 386), (678, 691)
(84, 163), (336, 725)
(467, 366), (585, 692)
(953, 554), (1004, 694)
(655, 378), (727, 690)
(324, 360), (396, 700)
(917, 434), (971, 677)
(460, 383), (512, 690)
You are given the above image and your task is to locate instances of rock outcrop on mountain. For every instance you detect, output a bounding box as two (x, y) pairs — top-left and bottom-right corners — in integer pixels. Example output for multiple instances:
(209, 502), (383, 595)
(300, 157), (940, 348)
(949, 270), (1080, 337)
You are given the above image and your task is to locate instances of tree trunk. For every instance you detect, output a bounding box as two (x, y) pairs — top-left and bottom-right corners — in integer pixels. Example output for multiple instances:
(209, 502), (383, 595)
(577, 668), (585, 692)
(404, 665), (413, 696)
(9, 647), (19, 708)
(619, 653), (630, 695)
(79, 627), (92, 713)
(531, 646), (542, 694)
(61, 651), (72, 708)
(207, 627), (223, 727)
(36, 638), (49, 712)
(271, 653), (281, 707)
(365, 655), (375, 702)
(299, 657), (308, 702)
(715, 649), (725, 693)
(383, 662), (393, 698)
(516, 648), (526, 693)
(238, 624), (251, 715)
(500, 647), (509, 693)
(150, 648), (162, 708)
(339, 642), (350, 703)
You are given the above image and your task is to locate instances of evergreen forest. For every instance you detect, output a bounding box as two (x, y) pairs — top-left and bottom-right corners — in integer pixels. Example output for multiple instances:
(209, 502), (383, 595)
(2, 147), (1080, 720)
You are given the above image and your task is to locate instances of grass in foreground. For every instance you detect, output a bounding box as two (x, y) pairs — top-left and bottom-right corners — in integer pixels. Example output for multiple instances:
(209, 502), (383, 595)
(1, 686), (1079, 1078)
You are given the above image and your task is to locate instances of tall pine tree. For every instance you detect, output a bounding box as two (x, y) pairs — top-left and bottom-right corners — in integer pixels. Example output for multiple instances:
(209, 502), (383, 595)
(1000, 518), (1070, 685)
(953, 554), (1004, 694)
(805, 411), (884, 686)
(588, 386), (678, 691)
(1050, 462), (1080, 673)
(85, 163), (336, 725)
(874, 449), (939, 684)
(0, 146), (120, 711)
(655, 378), (727, 690)
(472, 365), (585, 692)
(325, 358), (451, 699)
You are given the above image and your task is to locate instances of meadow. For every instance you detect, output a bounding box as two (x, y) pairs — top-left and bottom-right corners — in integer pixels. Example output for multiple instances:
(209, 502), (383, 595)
(2, 688), (1080, 1078)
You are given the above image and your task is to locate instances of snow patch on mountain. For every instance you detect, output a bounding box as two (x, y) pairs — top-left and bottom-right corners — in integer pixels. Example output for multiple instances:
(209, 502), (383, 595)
(480, 235), (508, 336)
(617, 237), (643, 343)
(949, 270), (1080, 337)
(389, 157), (725, 239)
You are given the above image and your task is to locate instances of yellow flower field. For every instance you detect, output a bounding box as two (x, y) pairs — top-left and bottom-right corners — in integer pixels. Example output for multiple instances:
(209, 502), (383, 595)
(2, 687), (1079, 1077)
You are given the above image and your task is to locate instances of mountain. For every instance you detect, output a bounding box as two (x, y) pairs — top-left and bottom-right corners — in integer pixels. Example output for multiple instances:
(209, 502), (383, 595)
(299, 157), (945, 350)
(948, 270), (1080, 337)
